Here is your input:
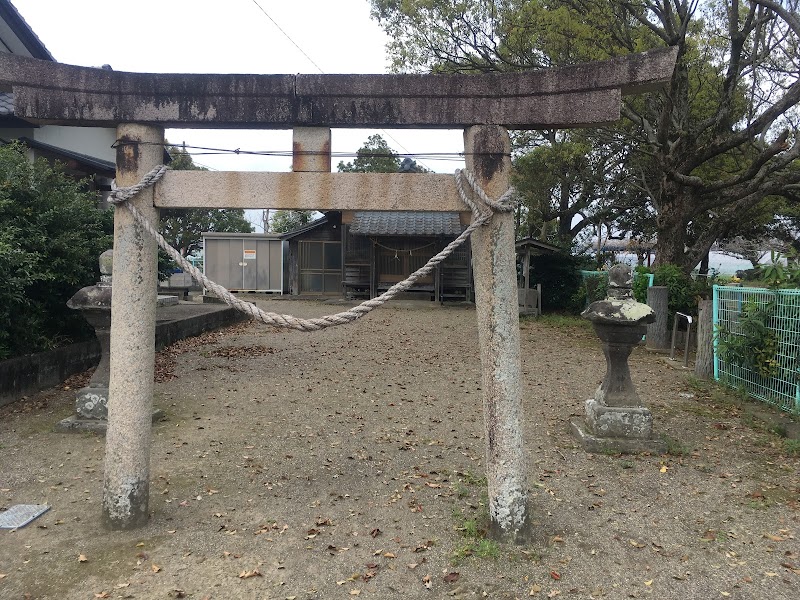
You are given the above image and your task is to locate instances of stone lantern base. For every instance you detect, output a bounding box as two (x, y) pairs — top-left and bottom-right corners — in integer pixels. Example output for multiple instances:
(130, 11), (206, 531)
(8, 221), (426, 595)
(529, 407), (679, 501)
(55, 387), (164, 434)
(570, 401), (666, 454)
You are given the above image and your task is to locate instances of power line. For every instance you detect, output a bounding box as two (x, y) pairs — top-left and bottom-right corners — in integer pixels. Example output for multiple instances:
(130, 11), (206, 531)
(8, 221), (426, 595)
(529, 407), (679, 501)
(246, 0), (430, 169)
(117, 140), (483, 162)
(249, 0), (324, 74)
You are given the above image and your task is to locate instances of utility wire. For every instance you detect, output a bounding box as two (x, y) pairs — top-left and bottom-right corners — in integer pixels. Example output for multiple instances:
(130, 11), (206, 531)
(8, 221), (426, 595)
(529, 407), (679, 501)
(247, 0), (432, 170)
(249, 0), (324, 74)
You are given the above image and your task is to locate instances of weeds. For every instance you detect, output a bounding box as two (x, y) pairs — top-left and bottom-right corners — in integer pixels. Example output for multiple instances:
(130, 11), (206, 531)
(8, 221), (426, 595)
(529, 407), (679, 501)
(783, 439), (800, 456)
(536, 314), (592, 331)
(662, 435), (692, 456)
(452, 538), (500, 563)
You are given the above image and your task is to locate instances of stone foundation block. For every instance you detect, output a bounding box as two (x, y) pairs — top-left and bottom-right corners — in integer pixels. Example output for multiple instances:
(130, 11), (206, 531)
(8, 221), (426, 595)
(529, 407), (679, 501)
(585, 398), (653, 439)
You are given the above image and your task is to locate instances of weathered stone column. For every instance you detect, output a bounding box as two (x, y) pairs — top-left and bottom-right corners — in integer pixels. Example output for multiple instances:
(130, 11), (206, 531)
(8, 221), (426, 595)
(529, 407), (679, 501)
(646, 286), (670, 350)
(465, 125), (531, 543)
(292, 127), (331, 173)
(102, 124), (164, 529)
(694, 298), (713, 379)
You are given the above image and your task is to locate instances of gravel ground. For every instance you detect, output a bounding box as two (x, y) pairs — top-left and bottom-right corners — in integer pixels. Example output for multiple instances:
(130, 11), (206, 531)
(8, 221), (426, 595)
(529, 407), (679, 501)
(0, 297), (798, 600)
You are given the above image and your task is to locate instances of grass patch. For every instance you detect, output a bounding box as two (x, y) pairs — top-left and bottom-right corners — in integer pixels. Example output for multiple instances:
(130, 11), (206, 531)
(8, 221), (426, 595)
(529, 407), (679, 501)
(459, 470), (486, 487)
(661, 435), (692, 456)
(452, 538), (500, 564)
(451, 501), (497, 565)
(783, 439), (800, 456)
(535, 314), (592, 331)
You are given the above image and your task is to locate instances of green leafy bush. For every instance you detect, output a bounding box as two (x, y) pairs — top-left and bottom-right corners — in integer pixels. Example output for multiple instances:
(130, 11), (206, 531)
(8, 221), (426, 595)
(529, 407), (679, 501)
(716, 301), (779, 378)
(0, 143), (113, 358)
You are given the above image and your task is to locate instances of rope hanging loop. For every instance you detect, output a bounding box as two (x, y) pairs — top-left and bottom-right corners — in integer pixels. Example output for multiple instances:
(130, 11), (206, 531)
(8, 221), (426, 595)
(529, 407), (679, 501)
(107, 166), (516, 332)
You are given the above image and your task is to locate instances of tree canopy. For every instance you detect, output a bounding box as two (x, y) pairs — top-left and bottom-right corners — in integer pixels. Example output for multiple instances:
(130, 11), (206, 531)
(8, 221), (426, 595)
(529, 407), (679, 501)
(371, 0), (800, 273)
(337, 134), (403, 173)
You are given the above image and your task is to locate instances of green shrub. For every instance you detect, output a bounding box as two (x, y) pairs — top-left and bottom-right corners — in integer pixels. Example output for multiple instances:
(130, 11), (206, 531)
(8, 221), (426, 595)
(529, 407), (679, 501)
(652, 264), (701, 318)
(0, 143), (113, 359)
(632, 266), (651, 303)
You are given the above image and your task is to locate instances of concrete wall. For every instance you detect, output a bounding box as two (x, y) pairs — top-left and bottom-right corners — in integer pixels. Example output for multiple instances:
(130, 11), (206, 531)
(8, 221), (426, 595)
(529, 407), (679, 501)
(0, 340), (100, 407)
(32, 125), (116, 162)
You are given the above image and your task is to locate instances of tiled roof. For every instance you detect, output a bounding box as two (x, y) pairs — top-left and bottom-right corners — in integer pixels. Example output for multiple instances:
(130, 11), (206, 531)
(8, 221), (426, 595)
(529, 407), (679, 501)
(17, 136), (115, 175)
(350, 211), (463, 236)
(0, 92), (14, 115)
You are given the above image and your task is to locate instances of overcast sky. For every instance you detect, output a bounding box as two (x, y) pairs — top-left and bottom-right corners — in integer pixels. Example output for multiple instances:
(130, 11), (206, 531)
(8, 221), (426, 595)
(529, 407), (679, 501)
(11, 0), (465, 174)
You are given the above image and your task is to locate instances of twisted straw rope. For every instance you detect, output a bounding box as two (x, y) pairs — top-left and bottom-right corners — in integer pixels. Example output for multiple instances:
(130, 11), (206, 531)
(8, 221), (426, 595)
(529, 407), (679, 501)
(109, 166), (515, 332)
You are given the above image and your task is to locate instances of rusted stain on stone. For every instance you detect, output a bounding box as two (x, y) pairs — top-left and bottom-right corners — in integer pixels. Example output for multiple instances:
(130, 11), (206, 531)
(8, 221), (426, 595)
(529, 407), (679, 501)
(292, 128), (331, 173)
(471, 126), (507, 182)
(116, 136), (139, 174)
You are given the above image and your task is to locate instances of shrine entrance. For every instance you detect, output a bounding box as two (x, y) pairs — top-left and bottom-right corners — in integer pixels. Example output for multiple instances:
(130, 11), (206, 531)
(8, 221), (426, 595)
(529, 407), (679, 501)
(0, 48), (676, 541)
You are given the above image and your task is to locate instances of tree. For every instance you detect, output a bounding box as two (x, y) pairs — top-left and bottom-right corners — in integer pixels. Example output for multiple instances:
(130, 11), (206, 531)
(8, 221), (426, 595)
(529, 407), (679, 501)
(370, 0), (800, 273)
(269, 210), (315, 233)
(0, 142), (114, 358)
(160, 144), (253, 256)
(337, 134), (402, 173)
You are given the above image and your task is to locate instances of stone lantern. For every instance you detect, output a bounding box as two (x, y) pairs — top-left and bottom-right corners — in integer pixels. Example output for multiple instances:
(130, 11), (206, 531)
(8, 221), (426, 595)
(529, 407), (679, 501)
(571, 264), (666, 454)
(56, 250), (162, 432)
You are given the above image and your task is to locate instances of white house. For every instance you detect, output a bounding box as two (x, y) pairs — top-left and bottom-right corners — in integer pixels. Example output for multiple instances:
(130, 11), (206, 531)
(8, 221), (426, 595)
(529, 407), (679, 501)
(0, 0), (117, 194)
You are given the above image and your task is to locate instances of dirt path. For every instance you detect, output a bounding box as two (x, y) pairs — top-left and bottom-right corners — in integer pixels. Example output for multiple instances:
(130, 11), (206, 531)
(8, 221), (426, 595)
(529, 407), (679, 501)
(1, 298), (798, 600)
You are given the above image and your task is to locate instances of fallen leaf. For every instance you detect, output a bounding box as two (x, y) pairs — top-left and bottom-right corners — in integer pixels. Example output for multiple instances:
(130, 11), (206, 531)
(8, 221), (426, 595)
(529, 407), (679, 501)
(547, 591), (561, 598)
(552, 536), (565, 544)
(407, 563), (419, 570)
(629, 539), (646, 548)
(78, 555), (88, 563)
(383, 552), (396, 558)
(660, 466), (668, 473)
(350, 590), (361, 596)
(238, 569), (262, 579)
(114, 583), (130, 589)
(529, 584), (542, 595)
(94, 593), (110, 599)
(370, 528), (382, 538)
(765, 534), (787, 542)
(443, 572), (460, 583)
(151, 564), (161, 573)
(422, 574), (432, 589)
(644, 580), (653, 586)
(550, 571), (561, 580)
(720, 593), (730, 597)
(764, 572), (778, 577)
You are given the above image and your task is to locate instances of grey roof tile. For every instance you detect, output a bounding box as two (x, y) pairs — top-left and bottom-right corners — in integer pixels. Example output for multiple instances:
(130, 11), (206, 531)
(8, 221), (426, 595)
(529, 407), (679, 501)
(350, 211), (463, 236)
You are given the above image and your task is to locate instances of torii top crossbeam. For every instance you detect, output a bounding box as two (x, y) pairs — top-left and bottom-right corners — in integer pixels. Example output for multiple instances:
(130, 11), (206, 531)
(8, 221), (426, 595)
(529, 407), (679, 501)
(0, 49), (676, 129)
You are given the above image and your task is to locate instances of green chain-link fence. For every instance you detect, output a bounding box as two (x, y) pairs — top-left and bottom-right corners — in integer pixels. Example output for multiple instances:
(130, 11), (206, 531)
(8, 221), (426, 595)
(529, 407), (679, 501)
(713, 285), (800, 414)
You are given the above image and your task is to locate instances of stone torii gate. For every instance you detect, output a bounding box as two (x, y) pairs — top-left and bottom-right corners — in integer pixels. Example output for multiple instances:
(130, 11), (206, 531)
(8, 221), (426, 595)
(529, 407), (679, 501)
(0, 48), (676, 541)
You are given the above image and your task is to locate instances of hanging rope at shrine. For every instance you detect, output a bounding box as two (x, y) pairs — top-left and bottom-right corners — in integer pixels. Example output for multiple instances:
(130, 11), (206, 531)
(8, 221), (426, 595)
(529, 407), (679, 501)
(371, 239), (437, 256)
(108, 166), (516, 332)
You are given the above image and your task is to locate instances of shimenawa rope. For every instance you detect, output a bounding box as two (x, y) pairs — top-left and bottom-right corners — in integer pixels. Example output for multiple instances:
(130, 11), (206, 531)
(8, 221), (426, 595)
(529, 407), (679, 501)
(108, 167), (515, 332)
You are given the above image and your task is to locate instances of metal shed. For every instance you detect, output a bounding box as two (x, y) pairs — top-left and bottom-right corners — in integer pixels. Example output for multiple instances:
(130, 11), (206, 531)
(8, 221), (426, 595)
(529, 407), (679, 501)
(202, 232), (284, 293)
